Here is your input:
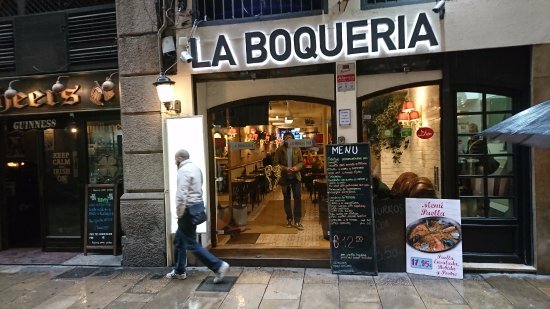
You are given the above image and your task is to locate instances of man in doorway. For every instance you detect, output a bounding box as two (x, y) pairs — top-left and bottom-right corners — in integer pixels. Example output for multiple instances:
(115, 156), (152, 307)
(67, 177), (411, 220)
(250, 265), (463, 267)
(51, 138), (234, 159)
(167, 149), (230, 282)
(273, 132), (304, 230)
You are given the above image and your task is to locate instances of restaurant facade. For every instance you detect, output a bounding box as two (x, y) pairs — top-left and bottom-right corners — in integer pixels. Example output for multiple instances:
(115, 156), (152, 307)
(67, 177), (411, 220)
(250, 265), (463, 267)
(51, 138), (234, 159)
(0, 1), (122, 252)
(118, 0), (548, 273)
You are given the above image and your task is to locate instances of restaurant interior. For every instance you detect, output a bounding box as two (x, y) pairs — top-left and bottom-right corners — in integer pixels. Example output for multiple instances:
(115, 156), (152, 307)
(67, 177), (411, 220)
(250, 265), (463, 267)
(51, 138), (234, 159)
(211, 100), (332, 257)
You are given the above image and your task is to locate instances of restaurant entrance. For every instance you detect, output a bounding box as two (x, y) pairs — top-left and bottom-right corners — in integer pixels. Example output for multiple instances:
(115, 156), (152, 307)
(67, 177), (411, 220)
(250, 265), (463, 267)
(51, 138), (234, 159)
(208, 99), (333, 263)
(1, 113), (123, 252)
(2, 118), (84, 251)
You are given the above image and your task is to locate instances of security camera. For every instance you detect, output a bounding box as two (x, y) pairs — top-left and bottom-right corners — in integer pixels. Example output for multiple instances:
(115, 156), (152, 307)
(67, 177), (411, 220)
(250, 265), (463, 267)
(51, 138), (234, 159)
(432, 0), (445, 12)
(180, 50), (193, 63)
(432, 0), (445, 19)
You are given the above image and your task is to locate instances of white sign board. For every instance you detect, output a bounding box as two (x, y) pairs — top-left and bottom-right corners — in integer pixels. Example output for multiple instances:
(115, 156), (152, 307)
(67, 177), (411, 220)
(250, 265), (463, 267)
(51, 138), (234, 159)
(337, 63), (356, 92)
(229, 141), (256, 150)
(405, 198), (463, 279)
(165, 116), (208, 234)
(287, 138), (314, 148)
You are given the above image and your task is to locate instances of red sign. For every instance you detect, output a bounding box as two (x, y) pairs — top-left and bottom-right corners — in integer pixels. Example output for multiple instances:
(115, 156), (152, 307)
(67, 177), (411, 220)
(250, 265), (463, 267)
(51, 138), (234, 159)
(416, 127), (434, 139)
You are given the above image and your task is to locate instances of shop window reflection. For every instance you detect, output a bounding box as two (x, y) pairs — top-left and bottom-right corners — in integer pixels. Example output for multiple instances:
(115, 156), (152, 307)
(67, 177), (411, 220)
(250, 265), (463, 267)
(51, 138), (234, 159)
(87, 122), (123, 184)
(456, 91), (516, 219)
(43, 128), (80, 236)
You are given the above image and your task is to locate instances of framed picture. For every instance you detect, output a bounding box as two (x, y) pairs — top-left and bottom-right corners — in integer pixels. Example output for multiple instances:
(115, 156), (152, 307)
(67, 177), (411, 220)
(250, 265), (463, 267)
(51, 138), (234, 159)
(339, 109), (352, 126)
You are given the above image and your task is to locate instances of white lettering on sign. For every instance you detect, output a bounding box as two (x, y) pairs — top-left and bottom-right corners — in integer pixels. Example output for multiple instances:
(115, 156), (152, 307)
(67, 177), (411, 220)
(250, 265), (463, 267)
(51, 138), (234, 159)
(52, 152), (71, 177)
(287, 139), (314, 148)
(230, 141), (256, 150)
(189, 12), (439, 70)
(331, 145), (359, 155)
(12, 119), (57, 130)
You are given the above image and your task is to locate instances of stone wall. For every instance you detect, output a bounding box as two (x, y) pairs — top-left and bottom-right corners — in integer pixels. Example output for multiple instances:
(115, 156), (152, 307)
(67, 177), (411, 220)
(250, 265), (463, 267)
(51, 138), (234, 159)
(532, 44), (550, 274)
(116, 0), (166, 266)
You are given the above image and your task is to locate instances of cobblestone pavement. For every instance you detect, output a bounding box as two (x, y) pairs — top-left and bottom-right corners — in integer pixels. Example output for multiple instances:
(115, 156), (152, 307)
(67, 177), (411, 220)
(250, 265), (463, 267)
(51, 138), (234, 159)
(1, 265), (549, 309)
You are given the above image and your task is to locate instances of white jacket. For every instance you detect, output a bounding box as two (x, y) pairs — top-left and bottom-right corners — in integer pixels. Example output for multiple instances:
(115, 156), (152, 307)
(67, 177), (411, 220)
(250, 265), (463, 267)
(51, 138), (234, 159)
(175, 159), (204, 218)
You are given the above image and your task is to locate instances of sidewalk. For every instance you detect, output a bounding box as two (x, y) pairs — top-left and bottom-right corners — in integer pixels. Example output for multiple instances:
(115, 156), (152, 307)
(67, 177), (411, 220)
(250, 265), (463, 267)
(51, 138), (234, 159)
(0, 264), (549, 309)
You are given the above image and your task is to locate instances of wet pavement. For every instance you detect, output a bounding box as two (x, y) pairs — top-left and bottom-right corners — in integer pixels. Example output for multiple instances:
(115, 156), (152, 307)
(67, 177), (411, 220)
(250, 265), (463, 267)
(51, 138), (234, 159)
(0, 264), (549, 309)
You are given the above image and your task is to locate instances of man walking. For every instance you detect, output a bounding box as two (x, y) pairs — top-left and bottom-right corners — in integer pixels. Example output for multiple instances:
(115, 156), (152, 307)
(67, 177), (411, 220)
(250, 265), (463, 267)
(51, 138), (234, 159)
(167, 149), (229, 282)
(273, 132), (304, 230)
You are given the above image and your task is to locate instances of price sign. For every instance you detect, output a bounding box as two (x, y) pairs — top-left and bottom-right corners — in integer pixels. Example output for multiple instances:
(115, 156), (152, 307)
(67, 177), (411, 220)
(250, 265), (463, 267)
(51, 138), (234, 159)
(410, 257), (433, 270)
(405, 198), (463, 279)
(326, 143), (377, 275)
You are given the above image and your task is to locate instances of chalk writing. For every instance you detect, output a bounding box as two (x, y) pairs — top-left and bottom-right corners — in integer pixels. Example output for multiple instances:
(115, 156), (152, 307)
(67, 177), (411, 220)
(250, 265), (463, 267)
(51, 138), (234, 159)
(326, 143), (377, 275)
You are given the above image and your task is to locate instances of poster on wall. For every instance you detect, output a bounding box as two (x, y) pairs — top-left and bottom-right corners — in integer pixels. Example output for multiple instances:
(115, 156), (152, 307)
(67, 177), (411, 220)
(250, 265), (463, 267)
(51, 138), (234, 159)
(336, 62), (356, 92)
(405, 198), (463, 279)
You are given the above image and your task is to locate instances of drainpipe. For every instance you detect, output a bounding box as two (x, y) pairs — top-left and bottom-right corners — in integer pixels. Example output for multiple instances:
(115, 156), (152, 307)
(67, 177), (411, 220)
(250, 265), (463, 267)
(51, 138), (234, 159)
(157, 0), (168, 74)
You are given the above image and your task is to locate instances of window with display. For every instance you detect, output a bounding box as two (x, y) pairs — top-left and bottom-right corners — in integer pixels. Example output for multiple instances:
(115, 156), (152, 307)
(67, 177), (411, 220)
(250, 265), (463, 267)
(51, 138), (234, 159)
(87, 121), (122, 185)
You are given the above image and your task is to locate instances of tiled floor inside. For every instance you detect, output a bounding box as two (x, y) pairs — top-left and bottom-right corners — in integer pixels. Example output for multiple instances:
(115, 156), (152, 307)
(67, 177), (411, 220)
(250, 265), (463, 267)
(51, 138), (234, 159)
(217, 188), (330, 249)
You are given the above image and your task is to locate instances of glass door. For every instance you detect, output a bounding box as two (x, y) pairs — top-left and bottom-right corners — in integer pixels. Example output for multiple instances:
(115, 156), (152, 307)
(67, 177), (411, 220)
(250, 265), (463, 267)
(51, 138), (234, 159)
(456, 91), (528, 263)
(42, 127), (83, 250)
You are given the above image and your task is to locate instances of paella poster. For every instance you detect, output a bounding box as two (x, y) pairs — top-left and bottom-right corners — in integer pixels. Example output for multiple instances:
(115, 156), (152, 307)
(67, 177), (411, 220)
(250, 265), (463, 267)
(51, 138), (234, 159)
(405, 198), (463, 279)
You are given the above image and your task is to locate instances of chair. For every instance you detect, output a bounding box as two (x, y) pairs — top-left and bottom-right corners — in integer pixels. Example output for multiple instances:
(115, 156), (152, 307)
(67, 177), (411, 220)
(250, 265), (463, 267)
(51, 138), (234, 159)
(231, 180), (248, 208)
(391, 172), (418, 197)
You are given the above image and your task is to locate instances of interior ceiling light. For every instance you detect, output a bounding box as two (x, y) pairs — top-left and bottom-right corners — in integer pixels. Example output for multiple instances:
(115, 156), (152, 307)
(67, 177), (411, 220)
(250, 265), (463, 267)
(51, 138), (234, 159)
(67, 113), (78, 134)
(284, 101), (294, 124)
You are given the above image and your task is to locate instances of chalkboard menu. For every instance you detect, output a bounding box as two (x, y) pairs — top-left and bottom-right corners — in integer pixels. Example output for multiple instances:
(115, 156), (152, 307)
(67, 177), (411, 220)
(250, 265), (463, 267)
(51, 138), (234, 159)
(326, 143), (377, 275)
(374, 198), (406, 272)
(84, 184), (118, 255)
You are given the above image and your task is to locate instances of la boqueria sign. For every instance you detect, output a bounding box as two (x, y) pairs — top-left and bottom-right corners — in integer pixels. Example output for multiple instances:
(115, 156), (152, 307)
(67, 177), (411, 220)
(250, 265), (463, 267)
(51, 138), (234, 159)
(190, 12), (439, 69)
(0, 72), (119, 114)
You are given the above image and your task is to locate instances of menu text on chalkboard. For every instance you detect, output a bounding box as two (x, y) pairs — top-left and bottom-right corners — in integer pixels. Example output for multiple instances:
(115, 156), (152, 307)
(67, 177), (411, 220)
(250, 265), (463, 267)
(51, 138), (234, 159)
(374, 199), (406, 272)
(326, 143), (377, 275)
(85, 184), (118, 255)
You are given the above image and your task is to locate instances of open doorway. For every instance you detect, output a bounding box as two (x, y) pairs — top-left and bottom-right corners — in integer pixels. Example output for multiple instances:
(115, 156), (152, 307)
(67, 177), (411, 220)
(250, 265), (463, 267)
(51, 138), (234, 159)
(5, 130), (41, 248)
(210, 100), (332, 256)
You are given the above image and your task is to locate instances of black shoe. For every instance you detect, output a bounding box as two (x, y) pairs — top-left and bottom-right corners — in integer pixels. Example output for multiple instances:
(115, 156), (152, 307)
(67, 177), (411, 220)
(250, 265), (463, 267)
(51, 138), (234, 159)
(294, 222), (304, 230)
(286, 219), (293, 228)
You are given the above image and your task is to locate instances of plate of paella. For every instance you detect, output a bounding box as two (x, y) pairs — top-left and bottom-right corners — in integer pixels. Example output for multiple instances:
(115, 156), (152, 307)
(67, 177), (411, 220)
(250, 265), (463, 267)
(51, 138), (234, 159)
(406, 217), (461, 253)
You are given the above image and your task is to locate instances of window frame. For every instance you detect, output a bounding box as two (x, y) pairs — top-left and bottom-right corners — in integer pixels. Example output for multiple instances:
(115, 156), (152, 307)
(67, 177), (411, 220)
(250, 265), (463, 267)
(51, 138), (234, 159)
(455, 91), (517, 219)
(361, 0), (432, 10)
(193, 0), (328, 26)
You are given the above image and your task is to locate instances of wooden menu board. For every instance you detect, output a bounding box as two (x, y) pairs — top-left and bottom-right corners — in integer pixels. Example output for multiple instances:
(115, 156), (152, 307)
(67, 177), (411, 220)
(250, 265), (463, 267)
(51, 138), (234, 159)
(326, 143), (377, 275)
(84, 184), (118, 255)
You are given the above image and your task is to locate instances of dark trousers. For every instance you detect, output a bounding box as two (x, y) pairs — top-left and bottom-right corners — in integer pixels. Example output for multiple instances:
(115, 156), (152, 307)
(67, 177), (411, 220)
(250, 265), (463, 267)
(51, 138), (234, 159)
(281, 179), (302, 223)
(173, 202), (222, 274)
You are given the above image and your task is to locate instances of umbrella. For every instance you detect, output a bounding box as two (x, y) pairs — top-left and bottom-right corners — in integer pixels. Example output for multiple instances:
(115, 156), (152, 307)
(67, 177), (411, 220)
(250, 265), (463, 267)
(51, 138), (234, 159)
(481, 100), (550, 149)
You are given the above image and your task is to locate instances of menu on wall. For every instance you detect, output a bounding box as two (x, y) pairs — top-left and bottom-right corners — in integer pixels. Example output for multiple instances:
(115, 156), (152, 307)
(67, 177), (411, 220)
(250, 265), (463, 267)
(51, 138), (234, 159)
(84, 184), (118, 255)
(326, 143), (377, 275)
(405, 198), (463, 279)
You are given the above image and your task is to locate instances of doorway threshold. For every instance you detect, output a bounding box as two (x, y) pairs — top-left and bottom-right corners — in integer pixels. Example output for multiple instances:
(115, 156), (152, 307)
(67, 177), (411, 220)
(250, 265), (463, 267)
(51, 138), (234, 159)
(209, 247), (330, 268)
(464, 262), (537, 273)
